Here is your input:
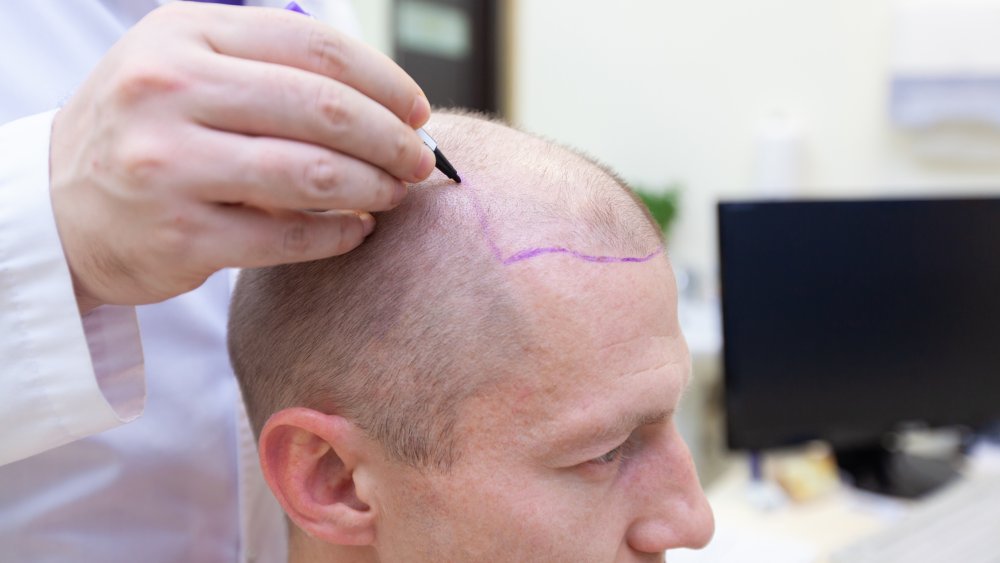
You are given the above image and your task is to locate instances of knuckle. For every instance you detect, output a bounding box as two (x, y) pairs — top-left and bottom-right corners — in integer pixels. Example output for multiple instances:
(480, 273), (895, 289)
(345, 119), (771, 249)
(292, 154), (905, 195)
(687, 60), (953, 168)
(315, 82), (348, 129)
(114, 61), (188, 105)
(306, 28), (347, 79)
(302, 158), (344, 201)
(115, 137), (168, 184)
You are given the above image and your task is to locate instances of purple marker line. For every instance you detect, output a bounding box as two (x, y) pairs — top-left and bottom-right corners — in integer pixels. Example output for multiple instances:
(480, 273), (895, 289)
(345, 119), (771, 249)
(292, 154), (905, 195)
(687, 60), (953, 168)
(286, 2), (655, 266)
(503, 246), (663, 266)
(466, 181), (505, 261)
(463, 181), (662, 266)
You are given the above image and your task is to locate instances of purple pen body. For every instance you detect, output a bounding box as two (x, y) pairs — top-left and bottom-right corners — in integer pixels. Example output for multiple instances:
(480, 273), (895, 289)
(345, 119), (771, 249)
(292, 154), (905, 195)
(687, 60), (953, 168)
(284, 1), (308, 15)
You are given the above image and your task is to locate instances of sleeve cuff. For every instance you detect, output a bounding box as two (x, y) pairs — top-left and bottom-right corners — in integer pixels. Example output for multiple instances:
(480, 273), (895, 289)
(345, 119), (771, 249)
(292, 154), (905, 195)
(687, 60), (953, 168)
(0, 110), (145, 465)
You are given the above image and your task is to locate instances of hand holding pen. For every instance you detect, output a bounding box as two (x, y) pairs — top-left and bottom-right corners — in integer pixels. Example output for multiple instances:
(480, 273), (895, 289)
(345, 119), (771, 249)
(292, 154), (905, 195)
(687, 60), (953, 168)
(48, 1), (434, 312)
(286, 1), (460, 183)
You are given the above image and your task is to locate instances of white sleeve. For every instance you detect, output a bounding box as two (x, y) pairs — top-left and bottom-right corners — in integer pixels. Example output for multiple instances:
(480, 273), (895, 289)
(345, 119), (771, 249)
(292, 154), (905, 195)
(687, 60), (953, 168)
(0, 110), (146, 466)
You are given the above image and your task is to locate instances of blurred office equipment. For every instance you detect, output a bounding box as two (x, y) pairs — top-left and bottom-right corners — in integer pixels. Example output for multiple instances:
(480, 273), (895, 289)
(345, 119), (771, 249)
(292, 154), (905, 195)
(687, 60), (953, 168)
(751, 112), (805, 197)
(393, 0), (503, 114)
(891, 0), (1000, 161)
(891, 0), (1000, 128)
(718, 198), (1000, 498)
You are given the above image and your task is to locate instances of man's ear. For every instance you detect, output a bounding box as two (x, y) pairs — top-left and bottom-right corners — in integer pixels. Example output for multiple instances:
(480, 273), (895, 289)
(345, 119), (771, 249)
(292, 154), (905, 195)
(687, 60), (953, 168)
(258, 407), (376, 546)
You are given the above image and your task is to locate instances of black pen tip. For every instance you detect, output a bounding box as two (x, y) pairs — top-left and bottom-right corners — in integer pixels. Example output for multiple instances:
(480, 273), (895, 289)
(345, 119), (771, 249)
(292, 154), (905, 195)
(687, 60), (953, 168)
(433, 148), (462, 185)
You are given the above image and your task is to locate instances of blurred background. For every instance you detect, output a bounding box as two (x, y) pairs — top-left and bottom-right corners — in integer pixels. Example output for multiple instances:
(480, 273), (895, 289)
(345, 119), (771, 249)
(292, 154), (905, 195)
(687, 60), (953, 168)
(351, 0), (1000, 295)
(347, 1), (1000, 560)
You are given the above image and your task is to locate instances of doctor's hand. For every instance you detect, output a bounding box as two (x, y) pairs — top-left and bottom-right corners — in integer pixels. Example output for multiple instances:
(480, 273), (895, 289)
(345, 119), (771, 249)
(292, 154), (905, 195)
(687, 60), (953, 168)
(49, 2), (434, 313)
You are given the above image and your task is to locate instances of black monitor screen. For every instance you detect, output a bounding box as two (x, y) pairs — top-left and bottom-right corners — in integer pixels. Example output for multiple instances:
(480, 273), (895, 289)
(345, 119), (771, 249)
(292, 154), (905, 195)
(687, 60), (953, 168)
(719, 198), (1000, 450)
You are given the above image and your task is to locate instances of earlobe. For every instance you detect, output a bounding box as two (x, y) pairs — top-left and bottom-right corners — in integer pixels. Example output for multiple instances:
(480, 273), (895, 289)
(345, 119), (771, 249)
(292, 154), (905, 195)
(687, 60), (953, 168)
(258, 408), (377, 546)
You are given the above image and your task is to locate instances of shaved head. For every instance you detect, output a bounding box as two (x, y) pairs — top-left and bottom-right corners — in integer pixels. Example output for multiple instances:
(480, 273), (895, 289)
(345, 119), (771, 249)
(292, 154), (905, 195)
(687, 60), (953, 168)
(227, 111), (663, 469)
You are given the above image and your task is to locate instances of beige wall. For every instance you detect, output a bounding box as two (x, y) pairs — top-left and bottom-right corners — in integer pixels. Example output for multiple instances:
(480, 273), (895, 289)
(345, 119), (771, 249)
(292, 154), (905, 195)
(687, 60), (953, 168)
(511, 0), (1000, 288)
(349, 0), (393, 55)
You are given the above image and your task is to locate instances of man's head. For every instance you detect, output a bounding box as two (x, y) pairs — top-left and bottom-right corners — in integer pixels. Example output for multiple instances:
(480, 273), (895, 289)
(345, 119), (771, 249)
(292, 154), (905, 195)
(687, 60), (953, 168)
(228, 112), (714, 562)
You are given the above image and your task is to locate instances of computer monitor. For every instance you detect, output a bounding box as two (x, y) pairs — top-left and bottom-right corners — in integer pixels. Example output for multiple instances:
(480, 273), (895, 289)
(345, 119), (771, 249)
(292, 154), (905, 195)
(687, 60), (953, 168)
(718, 197), (1000, 496)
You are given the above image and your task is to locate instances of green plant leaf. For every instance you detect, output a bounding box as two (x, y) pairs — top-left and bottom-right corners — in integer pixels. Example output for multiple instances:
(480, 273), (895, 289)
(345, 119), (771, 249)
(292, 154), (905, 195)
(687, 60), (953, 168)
(634, 187), (681, 235)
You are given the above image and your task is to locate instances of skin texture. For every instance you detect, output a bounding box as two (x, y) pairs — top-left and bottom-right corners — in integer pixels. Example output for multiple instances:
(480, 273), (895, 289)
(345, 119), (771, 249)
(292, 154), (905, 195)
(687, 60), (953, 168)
(370, 259), (711, 561)
(236, 114), (715, 562)
(48, 3), (435, 312)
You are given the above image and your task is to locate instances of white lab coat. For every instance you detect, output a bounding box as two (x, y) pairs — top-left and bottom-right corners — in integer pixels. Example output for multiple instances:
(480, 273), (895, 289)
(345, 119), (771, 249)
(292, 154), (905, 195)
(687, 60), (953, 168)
(0, 1), (360, 561)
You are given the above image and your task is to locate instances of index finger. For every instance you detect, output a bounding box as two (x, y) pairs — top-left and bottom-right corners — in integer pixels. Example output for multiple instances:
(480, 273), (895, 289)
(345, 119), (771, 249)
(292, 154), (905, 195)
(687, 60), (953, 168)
(181, 4), (431, 128)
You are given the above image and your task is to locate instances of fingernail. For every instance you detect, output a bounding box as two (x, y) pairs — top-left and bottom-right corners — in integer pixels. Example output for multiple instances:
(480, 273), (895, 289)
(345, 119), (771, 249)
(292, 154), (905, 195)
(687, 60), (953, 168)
(359, 212), (375, 236)
(391, 181), (408, 206)
(408, 94), (430, 128)
(414, 146), (435, 181)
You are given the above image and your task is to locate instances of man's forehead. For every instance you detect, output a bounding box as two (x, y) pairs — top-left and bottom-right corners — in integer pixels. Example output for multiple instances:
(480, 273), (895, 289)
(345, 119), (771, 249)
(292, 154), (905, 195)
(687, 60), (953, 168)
(460, 260), (688, 447)
(470, 331), (690, 463)
(510, 255), (676, 342)
(516, 331), (690, 414)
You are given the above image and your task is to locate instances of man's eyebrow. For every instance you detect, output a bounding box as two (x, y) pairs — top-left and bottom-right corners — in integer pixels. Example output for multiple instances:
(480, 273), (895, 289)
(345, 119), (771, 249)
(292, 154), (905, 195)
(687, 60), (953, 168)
(612, 408), (673, 440)
(556, 407), (674, 454)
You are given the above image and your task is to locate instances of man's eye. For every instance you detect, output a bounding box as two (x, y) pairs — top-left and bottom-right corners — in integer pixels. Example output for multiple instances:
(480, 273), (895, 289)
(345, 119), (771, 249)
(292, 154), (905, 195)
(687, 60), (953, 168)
(590, 443), (626, 465)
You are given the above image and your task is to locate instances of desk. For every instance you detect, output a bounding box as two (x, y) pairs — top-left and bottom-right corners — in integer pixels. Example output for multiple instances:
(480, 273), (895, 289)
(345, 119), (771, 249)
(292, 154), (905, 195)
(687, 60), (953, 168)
(672, 445), (1000, 563)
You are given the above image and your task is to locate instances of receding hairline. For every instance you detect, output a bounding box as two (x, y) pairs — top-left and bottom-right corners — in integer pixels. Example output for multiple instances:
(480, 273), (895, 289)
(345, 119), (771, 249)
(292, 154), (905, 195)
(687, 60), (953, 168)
(422, 109), (662, 244)
(425, 109), (644, 193)
(228, 110), (665, 470)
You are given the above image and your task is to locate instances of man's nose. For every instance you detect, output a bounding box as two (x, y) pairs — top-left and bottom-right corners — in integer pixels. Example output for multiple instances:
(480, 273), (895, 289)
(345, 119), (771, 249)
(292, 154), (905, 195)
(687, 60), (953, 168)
(625, 428), (716, 554)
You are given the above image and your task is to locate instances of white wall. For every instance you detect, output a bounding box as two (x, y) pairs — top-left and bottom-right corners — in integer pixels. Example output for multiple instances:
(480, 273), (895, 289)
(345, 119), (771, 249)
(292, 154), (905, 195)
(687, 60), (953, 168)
(349, 0), (393, 56)
(509, 0), (1000, 289)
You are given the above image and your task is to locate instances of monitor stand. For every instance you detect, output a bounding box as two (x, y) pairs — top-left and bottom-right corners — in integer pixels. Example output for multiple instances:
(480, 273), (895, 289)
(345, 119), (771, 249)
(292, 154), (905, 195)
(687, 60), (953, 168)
(835, 445), (961, 499)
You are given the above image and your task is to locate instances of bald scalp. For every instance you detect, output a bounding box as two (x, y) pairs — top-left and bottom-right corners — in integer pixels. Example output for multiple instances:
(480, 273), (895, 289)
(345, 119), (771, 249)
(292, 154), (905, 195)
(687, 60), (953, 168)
(228, 111), (663, 469)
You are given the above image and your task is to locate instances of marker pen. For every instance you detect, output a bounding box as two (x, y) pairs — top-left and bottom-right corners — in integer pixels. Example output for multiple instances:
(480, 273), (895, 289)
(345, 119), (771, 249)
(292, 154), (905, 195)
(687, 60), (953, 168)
(285, 1), (461, 183)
